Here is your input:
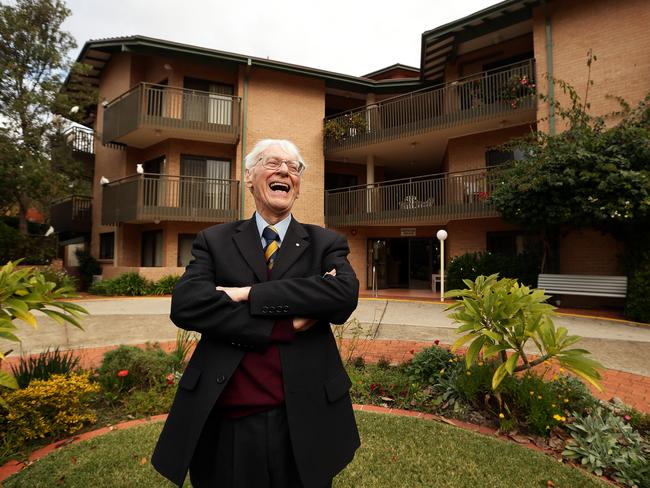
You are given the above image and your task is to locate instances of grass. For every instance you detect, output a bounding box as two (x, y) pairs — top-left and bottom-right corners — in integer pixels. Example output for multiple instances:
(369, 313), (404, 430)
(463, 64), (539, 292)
(4, 411), (608, 488)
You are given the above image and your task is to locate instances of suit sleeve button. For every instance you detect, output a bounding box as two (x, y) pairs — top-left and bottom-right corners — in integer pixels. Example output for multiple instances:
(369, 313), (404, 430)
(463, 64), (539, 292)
(216, 375), (226, 384)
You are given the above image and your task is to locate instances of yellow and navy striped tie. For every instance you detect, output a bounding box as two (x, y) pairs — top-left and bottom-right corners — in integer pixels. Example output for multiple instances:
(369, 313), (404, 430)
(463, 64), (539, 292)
(262, 225), (280, 270)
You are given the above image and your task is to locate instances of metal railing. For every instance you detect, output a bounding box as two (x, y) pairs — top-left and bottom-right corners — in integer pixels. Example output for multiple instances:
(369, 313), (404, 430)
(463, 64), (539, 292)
(50, 195), (92, 233)
(325, 167), (504, 227)
(102, 174), (240, 225)
(103, 83), (242, 145)
(64, 127), (94, 154)
(324, 59), (536, 153)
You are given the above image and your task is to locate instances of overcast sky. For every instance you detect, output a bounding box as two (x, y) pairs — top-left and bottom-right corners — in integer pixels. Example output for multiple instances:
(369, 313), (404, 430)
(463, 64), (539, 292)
(62, 0), (503, 77)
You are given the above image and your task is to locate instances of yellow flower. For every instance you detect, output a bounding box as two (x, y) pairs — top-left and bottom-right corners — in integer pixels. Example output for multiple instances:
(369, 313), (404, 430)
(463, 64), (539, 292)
(529, 391), (534, 396)
(537, 395), (542, 400)
(466, 371), (472, 376)
(559, 368), (565, 373)
(564, 398), (569, 403)
(546, 425), (550, 430)
(478, 361), (484, 366)
(551, 404), (556, 408)
(499, 413), (505, 419)
(439, 369), (445, 374)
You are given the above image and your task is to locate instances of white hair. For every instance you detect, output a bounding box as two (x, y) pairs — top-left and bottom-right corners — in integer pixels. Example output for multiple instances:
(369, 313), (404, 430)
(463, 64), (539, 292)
(244, 139), (307, 172)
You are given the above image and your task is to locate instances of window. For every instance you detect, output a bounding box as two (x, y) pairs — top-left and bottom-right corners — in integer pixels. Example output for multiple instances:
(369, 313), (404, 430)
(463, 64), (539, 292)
(178, 233), (196, 267)
(99, 232), (114, 260)
(485, 148), (526, 168)
(183, 78), (234, 125)
(180, 156), (231, 210)
(325, 173), (358, 190)
(486, 232), (528, 257)
(141, 230), (163, 267)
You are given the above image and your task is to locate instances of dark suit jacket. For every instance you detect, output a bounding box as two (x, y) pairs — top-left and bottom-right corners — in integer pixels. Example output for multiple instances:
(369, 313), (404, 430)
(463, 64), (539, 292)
(152, 215), (360, 487)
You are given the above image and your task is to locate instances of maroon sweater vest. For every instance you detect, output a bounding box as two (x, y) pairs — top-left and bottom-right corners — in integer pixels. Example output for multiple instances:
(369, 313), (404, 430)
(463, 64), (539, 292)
(216, 319), (294, 417)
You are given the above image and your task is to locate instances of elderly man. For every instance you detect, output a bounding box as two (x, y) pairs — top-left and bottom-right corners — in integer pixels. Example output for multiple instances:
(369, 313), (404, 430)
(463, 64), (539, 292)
(152, 139), (360, 488)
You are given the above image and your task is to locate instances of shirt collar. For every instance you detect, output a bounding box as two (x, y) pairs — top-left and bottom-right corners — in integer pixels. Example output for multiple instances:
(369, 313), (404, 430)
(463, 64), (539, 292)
(255, 212), (292, 244)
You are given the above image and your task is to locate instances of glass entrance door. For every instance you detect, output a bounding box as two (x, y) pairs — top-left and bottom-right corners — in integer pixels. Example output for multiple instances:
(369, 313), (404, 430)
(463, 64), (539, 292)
(409, 238), (438, 289)
(368, 237), (440, 290)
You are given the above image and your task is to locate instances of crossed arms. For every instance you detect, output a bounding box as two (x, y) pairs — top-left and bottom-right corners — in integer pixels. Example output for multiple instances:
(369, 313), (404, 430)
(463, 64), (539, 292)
(170, 230), (359, 348)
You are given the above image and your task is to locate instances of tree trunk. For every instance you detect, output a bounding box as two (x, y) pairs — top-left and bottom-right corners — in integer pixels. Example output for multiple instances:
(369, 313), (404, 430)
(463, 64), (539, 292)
(18, 194), (29, 235)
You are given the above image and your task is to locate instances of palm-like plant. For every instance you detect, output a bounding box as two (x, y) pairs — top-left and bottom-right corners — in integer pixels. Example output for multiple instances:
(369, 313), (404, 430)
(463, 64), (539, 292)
(445, 274), (603, 390)
(0, 260), (88, 393)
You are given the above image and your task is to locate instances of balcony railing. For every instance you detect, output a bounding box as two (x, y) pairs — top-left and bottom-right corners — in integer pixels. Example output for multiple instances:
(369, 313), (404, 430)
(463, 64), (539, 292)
(64, 127), (94, 154)
(325, 167), (504, 227)
(324, 59), (536, 153)
(103, 83), (242, 146)
(50, 195), (92, 233)
(102, 174), (239, 225)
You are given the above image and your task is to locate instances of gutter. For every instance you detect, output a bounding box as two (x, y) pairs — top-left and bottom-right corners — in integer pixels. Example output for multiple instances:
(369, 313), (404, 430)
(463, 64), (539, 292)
(240, 58), (251, 219)
(542, 0), (556, 135)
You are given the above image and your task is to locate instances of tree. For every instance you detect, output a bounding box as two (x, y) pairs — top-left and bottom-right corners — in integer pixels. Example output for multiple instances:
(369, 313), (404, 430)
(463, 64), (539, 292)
(489, 56), (650, 273)
(0, 0), (96, 234)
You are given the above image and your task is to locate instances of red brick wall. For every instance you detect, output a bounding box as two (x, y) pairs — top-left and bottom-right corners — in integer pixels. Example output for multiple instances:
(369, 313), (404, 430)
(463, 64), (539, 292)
(559, 229), (624, 275)
(533, 0), (650, 132)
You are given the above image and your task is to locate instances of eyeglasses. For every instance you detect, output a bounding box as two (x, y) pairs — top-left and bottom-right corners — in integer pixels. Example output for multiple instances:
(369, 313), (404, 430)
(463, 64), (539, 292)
(257, 156), (305, 176)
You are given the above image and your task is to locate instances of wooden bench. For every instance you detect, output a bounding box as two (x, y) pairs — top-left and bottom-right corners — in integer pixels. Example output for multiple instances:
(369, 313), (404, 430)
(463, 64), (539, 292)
(537, 274), (628, 298)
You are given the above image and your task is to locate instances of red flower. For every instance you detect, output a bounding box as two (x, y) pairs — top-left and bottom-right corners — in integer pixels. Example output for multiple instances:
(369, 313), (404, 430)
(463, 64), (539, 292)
(117, 369), (129, 377)
(434, 340), (440, 346)
(409, 349), (415, 355)
(166, 373), (175, 385)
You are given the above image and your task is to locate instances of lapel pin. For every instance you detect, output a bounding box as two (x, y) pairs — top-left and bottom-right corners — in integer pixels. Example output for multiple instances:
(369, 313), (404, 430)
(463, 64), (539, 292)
(295, 242), (300, 246)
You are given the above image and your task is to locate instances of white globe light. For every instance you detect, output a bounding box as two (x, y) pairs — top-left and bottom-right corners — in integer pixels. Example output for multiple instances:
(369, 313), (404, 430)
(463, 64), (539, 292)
(436, 229), (448, 241)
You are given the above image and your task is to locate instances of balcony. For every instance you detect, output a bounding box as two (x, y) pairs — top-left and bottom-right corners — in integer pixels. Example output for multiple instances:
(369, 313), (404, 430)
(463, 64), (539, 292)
(103, 83), (242, 148)
(324, 59), (536, 154)
(102, 174), (239, 225)
(50, 195), (92, 234)
(325, 167), (503, 227)
(64, 126), (94, 154)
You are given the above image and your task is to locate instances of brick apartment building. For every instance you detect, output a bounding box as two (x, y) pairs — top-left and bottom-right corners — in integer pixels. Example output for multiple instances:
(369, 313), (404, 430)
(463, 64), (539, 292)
(54, 0), (649, 294)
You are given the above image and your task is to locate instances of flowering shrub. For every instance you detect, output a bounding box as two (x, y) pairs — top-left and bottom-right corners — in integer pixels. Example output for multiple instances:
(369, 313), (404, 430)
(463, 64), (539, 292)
(0, 373), (99, 444)
(97, 345), (177, 396)
(403, 344), (455, 385)
(501, 73), (536, 108)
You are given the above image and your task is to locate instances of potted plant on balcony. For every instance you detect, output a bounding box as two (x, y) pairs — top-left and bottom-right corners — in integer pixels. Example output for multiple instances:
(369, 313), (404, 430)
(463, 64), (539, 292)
(324, 112), (367, 142)
(501, 74), (536, 109)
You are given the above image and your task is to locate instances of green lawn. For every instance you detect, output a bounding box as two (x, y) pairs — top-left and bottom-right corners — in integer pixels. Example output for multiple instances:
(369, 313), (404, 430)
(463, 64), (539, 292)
(4, 411), (607, 488)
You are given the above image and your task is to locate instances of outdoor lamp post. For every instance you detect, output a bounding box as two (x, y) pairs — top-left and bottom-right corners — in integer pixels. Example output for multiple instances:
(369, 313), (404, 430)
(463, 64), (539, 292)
(436, 229), (448, 301)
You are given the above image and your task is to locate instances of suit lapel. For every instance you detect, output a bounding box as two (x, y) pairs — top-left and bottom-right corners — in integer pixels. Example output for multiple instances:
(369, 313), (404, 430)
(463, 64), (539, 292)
(232, 216), (268, 283)
(271, 217), (310, 280)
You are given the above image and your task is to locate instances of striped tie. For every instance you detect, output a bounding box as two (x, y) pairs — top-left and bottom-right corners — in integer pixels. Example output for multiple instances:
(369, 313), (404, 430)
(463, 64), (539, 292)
(262, 225), (280, 270)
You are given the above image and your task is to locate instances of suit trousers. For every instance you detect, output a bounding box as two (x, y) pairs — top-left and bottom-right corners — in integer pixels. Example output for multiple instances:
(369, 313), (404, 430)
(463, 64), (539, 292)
(189, 406), (332, 488)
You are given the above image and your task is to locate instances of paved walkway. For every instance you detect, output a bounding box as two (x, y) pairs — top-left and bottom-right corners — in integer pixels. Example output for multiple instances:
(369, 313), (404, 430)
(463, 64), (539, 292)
(2, 296), (649, 410)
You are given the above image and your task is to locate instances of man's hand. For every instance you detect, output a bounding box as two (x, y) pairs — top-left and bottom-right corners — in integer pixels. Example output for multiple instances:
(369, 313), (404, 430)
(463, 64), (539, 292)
(293, 269), (336, 332)
(216, 286), (251, 302)
(293, 316), (317, 332)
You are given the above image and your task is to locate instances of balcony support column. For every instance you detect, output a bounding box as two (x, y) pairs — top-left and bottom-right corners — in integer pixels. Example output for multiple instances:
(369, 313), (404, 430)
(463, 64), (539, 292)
(366, 154), (375, 213)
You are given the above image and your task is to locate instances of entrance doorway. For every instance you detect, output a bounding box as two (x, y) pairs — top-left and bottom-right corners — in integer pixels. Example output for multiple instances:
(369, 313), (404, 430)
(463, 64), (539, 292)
(367, 237), (439, 289)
